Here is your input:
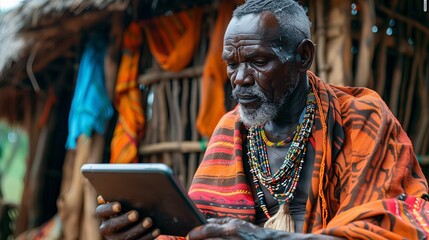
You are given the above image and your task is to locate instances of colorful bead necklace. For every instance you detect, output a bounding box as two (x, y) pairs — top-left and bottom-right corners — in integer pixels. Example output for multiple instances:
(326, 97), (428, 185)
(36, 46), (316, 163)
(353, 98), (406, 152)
(247, 89), (316, 219)
(260, 127), (296, 147)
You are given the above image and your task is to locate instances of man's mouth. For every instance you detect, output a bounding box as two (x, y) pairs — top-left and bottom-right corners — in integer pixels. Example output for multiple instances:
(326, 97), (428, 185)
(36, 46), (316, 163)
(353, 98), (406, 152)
(236, 94), (260, 107)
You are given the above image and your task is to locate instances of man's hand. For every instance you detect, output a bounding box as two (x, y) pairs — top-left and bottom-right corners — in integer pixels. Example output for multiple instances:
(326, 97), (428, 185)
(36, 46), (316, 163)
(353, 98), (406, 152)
(186, 217), (343, 240)
(96, 195), (161, 240)
(186, 217), (267, 239)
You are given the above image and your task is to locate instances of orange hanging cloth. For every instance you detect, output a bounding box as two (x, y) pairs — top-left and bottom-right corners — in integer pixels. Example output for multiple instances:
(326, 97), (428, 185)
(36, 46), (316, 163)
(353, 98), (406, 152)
(196, 0), (238, 137)
(141, 7), (203, 72)
(110, 22), (145, 163)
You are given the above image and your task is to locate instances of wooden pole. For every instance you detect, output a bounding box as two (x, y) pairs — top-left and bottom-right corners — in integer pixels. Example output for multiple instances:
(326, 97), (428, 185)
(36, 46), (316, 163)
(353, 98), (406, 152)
(355, 0), (376, 87)
(326, 0), (351, 86)
(414, 37), (429, 154)
(316, 0), (328, 81)
(403, 33), (423, 130)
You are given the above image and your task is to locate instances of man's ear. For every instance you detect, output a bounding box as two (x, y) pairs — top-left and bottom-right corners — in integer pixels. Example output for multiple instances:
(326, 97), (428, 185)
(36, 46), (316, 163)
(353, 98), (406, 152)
(295, 39), (315, 72)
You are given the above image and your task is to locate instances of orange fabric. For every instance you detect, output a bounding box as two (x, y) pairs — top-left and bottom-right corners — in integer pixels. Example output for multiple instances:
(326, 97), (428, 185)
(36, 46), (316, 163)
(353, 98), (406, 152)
(110, 22), (145, 163)
(306, 73), (428, 238)
(187, 71), (429, 238)
(196, 0), (237, 137)
(320, 196), (429, 239)
(141, 8), (203, 72)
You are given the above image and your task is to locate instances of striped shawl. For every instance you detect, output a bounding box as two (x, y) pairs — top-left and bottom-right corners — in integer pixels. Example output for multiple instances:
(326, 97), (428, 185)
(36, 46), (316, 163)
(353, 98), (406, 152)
(188, 71), (429, 239)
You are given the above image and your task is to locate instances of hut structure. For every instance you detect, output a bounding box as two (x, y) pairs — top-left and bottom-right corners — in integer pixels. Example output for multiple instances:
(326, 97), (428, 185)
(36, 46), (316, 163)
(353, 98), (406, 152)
(0, 0), (427, 239)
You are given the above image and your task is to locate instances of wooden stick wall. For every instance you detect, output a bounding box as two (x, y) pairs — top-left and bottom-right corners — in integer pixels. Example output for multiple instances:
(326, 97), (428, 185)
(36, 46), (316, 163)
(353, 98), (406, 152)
(306, 0), (429, 163)
(137, 1), (429, 188)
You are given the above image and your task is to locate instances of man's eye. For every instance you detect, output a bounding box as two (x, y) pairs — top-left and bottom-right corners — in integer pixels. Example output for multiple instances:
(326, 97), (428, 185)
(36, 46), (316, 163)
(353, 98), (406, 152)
(227, 62), (238, 69)
(253, 60), (268, 67)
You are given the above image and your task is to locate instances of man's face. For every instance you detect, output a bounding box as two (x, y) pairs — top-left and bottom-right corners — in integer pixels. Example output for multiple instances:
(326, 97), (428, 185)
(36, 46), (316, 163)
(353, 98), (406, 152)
(223, 12), (299, 127)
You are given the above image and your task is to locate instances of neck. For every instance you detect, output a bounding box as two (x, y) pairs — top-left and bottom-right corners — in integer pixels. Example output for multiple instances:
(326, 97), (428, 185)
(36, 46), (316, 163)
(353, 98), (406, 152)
(264, 74), (309, 137)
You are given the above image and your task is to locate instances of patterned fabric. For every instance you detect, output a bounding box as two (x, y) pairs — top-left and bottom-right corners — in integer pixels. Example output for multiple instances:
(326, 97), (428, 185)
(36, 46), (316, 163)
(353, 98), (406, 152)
(196, 0), (236, 137)
(140, 7), (202, 72)
(188, 71), (429, 238)
(110, 22), (145, 163)
(66, 36), (112, 149)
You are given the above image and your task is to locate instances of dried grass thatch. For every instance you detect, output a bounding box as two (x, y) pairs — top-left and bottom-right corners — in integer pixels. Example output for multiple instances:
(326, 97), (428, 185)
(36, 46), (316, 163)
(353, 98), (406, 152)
(0, 0), (128, 86)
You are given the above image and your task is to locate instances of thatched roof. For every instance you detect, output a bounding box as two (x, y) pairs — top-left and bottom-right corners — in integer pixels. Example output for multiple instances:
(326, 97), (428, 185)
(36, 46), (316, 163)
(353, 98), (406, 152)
(0, 0), (128, 87)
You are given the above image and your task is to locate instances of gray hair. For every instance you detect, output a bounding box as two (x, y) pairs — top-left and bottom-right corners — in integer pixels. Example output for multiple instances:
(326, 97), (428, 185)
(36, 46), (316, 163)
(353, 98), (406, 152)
(233, 0), (311, 53)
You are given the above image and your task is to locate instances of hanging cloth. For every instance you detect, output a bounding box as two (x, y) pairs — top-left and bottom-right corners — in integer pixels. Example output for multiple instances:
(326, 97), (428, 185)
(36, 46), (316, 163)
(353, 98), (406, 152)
(196, 0), (236, 137)
(66, 35), (113, 150)
(110, 22), (145, 163)
(141, 7), (203, 72)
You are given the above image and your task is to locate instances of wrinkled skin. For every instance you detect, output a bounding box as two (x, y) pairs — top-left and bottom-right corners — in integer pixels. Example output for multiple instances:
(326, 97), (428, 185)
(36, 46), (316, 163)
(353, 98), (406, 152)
(187, 218), (341, 240)
(224, 11), (313, 131)
(95, 196), (160, 240)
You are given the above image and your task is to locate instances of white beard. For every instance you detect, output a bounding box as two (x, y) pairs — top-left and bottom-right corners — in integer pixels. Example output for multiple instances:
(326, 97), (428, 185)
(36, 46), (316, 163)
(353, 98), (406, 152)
(233, 70), (298, 127)
(239, 102), (278, 127)
(235, 86), (287, 127)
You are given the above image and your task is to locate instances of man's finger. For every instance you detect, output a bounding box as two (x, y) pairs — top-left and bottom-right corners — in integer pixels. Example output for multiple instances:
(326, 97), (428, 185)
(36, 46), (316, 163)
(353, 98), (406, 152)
(96, 202), (122, 218)
(207, 217), (232, 224)
(123, 219), (160, 240)
(100, 210), (140, 235)
(97, 195), (106, 204)
(187, 223), (224, 240)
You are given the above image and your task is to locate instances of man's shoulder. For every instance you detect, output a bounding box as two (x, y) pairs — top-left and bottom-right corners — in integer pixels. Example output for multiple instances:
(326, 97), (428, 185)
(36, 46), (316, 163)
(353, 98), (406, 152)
(211, 107), (241, 135)
(330, 85), (392, 116)
(329, 85), (404, 137)
(330, 85), (383, 105)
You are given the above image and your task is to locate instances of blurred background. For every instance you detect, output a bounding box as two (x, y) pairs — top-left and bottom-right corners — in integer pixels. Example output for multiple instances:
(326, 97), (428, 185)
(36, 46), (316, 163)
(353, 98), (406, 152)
(0, 0), (428, 239)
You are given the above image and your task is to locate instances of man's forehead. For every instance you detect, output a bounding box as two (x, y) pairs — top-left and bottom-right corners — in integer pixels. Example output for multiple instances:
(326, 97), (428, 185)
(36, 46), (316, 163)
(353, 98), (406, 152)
(224, 12), (281, 41)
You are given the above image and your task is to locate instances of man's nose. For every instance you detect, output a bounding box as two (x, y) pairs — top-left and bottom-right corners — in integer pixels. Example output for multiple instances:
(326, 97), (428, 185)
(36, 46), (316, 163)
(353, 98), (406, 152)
(233, 63), (254, 86)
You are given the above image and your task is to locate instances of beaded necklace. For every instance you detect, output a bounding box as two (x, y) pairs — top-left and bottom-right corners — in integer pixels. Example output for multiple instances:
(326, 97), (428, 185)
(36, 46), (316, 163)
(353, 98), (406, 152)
(261, 127), (296, 147)
(247, 90), (316, 219)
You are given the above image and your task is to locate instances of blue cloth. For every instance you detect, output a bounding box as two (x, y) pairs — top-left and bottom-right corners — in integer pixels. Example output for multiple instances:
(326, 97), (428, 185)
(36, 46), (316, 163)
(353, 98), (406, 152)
(65, 36), (113, 149)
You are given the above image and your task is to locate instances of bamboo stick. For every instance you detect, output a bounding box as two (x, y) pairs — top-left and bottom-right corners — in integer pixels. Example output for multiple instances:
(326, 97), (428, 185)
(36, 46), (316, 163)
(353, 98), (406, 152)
(147, 84), (160, 163)
(315, 0), (327, 81)
(355, 0), (376, 87)
(375, 34), (388, 96)
(159, 82), (172, 166)
(397, 38), (411, 123)
(326, 0), (351, 86)
(171, 80), (186, 184)
(139, 141), (206, 155)
(138, 66), (203, 86)
(143, 86), (154, 146)
(342, 0), (352, 86)
(414, 37), (429, 154)
(180, 79), (191, 185)
(388, 55), (403, 116)
(187, 77), (200, 189)
(403, 33), (423, 130)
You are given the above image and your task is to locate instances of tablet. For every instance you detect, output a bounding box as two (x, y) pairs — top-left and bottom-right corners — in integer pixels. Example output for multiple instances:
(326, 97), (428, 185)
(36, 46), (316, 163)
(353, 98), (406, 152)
(81, 163), (207, 237)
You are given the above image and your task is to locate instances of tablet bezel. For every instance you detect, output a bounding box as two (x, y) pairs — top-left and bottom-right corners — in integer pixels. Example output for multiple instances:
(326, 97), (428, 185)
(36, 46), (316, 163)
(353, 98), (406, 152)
(81, 163), (207, 236)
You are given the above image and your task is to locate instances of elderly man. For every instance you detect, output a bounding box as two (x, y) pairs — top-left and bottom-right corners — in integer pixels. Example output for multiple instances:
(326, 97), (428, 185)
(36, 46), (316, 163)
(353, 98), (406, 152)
(96, 0), (429, 239)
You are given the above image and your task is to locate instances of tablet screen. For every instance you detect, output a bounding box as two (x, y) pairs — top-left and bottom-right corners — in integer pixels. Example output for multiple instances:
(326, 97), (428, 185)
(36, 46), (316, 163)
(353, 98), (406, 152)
(81, 163), (207, 236)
